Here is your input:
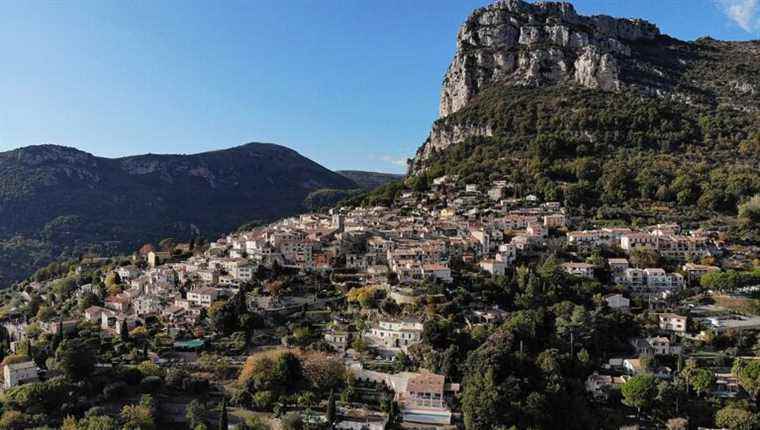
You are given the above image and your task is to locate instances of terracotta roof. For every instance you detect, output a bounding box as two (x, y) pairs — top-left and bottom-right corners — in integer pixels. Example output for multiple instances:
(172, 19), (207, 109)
(407, 373), (445, 394)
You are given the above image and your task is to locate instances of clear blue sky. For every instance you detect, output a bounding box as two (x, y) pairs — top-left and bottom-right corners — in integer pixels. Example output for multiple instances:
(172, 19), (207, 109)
(0, 0), (758, 173)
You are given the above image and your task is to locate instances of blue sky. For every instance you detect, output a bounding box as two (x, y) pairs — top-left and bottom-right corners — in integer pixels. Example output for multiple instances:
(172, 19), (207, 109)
(0, 0), (758, 173)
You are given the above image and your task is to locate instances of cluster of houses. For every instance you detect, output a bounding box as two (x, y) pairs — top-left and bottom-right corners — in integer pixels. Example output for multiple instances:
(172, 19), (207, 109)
(2, 176), (750, 429)
(81, 265), (239, 338)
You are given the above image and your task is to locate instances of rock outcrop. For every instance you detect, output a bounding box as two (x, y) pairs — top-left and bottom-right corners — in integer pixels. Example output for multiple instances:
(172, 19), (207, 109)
(416, 122), (494, 162)
(438, 0), (659, 118)
(410, 0), (675, 173)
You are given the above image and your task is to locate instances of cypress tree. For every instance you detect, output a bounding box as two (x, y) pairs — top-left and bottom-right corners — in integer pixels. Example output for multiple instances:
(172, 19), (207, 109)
(120, 320), (130, 342)
(326, 389), (336, 426)
(218, 397), (228, 430)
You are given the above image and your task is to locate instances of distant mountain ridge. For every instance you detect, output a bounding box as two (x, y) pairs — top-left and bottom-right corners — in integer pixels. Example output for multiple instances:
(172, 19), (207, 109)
(0, 142), (358, 284)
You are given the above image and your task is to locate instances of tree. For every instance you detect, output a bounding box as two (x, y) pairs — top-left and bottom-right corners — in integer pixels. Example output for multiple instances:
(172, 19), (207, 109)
(715, 405), (756, 430)
(326, 390), (336, 426)
(655, 381), (687, 423)
(422, 319), (456, 350)
(300, 351), (346, 393)
(601, 163), (635, 203)
(78, 291), (100, 312)
(55, 338), (96, 381)
(243, 416), (272, 430)
(52, 276), (78, 300)
(462, 369), (502, 430)
(238, 350), (304, 396)
(265, 280), (285, 298)
(666, 418), (688, 430)
(61, 416), (78, 430)
(630, 248), (660, 269)
(78, 415), (118, 430)
(36, 305), (55, 322)
(271, 352), (303, 391)
(0, 410), (30, 430)
(219, 398), (228, 430)
(386, 399), (401, 429)
(137, 360), (164, 378)
(734, 359), (760, 401)
(621, 374), (657, 415)
(350, 337), (367, 353)
(105, 272), (121, 290)
(738, 195), (760, 226)
(691, 368), (715, 397)
(185, 399), (206, 429)
(121, 403), (155, 430)
(281, 412), (303, 430)
(120, 320), (130, 342)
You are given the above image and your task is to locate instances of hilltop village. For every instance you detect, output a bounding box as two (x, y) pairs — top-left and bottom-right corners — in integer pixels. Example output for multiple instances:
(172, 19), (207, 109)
(0, 175), (758, 430)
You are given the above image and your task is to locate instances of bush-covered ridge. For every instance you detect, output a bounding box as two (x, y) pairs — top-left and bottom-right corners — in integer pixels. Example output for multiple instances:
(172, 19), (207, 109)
(412, 85), (759, 217)
(410, 1), (760, 220)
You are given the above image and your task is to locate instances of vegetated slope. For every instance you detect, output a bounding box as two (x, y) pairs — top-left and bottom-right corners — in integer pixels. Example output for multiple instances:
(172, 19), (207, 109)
(336, 171), (404, 190)
(0, 143), (357, 284)
(409, 0), (760, 217)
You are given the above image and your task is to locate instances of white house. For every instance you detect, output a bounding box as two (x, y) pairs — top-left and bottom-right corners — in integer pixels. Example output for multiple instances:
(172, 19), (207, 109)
(187, 287), (220, 308)
(604, 294), (630, 311)
(421, 264), (453, 283)
(608, 258), (630, 277)
(3, 361), (38, 389)
(84, 306), (110, 322)
(561, 262), (595, 278)
(631, 337), (682, 356)
(644, 268), (670, 289)
(366, 320), (423, 350)
(658, 313), (687, 333)
(480, 259), (507, 277)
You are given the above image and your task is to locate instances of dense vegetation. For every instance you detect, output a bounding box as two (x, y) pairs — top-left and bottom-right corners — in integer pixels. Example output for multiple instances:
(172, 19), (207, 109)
(406, 30), (760, 232)
(413, 85), (759, 220)
(335, 171), (403, 190)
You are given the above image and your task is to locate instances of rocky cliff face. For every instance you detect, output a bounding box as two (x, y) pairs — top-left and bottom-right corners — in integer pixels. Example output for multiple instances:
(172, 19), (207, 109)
(410, 0), (760, 174)
(411, 0), (668, 172)
(438, 0), (659, 118)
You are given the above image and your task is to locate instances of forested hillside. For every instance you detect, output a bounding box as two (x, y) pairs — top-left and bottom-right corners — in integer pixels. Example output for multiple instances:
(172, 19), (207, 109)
(0, 143), (358, 284)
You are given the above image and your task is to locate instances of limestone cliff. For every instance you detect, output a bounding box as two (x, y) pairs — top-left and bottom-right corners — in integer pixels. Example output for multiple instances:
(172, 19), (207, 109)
(409, 1), (760, 174)
(438, 0), (659, 118)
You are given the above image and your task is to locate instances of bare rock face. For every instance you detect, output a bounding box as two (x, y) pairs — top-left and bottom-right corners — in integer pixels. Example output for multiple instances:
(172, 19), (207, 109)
(409, 0), (661, 173)
(416, 122), (494, 161)
(437, 0), (659, 118)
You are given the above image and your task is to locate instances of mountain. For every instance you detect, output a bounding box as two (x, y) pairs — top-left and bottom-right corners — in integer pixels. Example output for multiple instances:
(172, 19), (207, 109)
(0, 143), (357, 284)
(337, 170), (404, 190)
(409, 0), (759, 217)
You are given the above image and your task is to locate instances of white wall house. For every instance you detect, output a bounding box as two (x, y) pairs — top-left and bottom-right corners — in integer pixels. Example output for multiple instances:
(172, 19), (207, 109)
(3, 361), (38, 389)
